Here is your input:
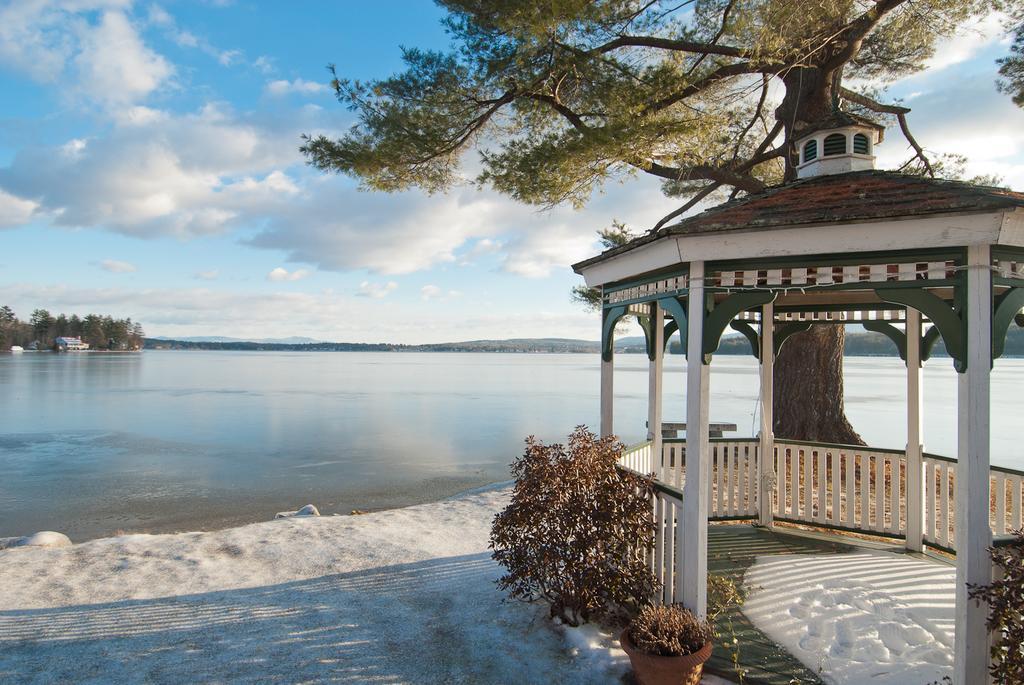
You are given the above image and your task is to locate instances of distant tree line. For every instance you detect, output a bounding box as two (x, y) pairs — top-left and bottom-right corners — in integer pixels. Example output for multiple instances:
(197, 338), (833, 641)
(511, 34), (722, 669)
(0, 306), (145, 351)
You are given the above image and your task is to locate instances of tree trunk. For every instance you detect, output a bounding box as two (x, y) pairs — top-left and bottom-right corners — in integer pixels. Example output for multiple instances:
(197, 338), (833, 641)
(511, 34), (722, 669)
(765, 60), (864, 445)
(773, 325), (864, 445)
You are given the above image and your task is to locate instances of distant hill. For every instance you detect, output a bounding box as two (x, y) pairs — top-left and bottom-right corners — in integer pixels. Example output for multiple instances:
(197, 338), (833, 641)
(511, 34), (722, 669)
(151, 335), (323, 344)
(144, 327), (1024, 356)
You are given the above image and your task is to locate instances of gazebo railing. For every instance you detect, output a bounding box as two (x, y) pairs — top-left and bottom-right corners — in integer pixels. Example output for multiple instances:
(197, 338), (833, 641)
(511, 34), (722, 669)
(651, 480), (684, 605)
(619, 438), (1024, 554)
(772, 440), (906, 538)
(922, 453), (1024, 551)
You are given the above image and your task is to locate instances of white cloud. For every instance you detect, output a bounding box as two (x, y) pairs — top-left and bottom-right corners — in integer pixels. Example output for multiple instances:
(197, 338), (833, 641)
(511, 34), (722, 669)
(357, 281), (398, 298)
(265, 78), (329, 97)
(194, 269), (219, 281)
(0, 104), (309, 238)
(0, 189), (38, 228)
(253, 55), (274, 74)
(923, 12), (1007, 73)
(0, 2), (175, 108)
(500, 224), (601, 278)
(98, 259), (137, 273)
(74, 9), (174, 108)
(0, 283), (600, 344)
(420, 284), (442, 300)
(267, 267), (311, 282)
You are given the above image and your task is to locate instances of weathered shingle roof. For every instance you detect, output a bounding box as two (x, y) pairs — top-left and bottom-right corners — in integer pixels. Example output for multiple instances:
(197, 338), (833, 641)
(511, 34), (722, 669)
(572, 170), (1024, 272)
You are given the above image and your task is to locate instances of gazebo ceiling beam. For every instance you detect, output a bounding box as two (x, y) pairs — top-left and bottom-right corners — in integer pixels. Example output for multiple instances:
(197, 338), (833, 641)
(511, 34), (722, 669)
(703, 291), (776, 361)
(774, 322), (813, 357)
(728, 320), (761, 361)
(862, 321), (909, 362)
(992, 287), (1024, 361)
(600, 305), (628, 362)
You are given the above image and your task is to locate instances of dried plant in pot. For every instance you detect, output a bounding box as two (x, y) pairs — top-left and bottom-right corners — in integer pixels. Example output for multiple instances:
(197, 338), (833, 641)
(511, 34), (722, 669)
(621, 604), (714, 685)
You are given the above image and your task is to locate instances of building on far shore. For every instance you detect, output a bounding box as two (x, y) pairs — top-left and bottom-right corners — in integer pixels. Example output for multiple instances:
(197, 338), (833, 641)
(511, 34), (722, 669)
(55, 336), (90, 351)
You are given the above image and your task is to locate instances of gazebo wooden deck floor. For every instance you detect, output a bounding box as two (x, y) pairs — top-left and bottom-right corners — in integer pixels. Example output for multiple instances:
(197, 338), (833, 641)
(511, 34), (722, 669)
(702, 524), (952, 685)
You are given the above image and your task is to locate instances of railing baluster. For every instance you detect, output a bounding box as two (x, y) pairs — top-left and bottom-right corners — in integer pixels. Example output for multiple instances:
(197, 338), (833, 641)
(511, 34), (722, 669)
(1012, 476), (1023, 531)
(874, 454), (884, 532)
(831, 451), (841, 525)
(819, 446), (827, 520)
(925, 460), (935, 543)
(861, 453), (870, 531)
(748, 444), (758, 515)
(890, 456), (900, 534)
(803, 448), (813, 520)
(939, 463), (950, 548)
(844, 452), (855, 527)
(775, 445), (784, 517)
(995, 473), (1006, 536)
(791, 447), (800, 518)
(729, 444), (738, 516)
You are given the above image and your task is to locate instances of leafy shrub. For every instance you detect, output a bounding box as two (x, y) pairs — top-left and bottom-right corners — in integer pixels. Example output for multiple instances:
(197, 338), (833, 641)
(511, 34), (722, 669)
(490, 426), (656, 626)
(968, 528), (1024, 684)
(629, 604), (715, 657)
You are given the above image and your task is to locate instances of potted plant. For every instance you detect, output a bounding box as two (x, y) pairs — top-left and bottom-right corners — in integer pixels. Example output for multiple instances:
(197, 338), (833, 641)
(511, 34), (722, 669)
(620, 604), (715, 685)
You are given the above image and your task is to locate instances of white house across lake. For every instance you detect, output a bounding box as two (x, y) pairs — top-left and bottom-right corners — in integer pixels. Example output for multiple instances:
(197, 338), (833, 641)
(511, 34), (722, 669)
(55, 336), (89, 351)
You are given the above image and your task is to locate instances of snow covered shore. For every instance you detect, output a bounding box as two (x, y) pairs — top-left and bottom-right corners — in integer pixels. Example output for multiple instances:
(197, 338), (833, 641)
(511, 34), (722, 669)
(0, 483), (728, 684)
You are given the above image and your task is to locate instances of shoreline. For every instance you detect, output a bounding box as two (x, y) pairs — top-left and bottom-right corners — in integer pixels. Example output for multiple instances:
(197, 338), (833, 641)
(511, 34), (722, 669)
(1, 475), (510, 545)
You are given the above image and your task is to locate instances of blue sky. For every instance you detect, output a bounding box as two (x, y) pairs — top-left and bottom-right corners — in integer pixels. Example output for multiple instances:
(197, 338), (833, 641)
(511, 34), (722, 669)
(0, 3), (1022, 343)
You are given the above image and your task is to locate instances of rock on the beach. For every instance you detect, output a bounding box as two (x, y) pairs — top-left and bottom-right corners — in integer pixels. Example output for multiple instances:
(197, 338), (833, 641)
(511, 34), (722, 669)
(274, 504), (320, 519)
(2, 531), (73, 549)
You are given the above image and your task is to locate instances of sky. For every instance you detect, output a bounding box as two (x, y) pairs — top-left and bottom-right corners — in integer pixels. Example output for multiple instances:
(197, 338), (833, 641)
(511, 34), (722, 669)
(0, 2), (1022, 344)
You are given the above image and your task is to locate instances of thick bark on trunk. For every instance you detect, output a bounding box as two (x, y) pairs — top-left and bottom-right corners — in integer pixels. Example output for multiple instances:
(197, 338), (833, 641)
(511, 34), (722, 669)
(765, 61), (864, 444)
(773, 325), (864, 445)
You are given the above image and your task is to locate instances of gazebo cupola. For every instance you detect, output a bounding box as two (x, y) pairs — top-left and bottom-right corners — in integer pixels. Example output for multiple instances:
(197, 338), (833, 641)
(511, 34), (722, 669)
(795, 111), (885, 179)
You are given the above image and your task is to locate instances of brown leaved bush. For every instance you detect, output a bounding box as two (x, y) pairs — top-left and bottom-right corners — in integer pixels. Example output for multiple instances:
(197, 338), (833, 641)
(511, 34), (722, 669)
(629, 604), (714, 657)
(968, 528), (1024, 684)
(490, 426), (656, 626)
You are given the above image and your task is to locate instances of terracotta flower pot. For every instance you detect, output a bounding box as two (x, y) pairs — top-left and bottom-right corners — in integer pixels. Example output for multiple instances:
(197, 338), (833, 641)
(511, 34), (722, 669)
(620, 629), (713, 685)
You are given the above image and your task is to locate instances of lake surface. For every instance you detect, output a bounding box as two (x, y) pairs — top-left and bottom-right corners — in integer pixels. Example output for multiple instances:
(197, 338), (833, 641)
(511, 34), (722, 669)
(1, 351), (1021, 541)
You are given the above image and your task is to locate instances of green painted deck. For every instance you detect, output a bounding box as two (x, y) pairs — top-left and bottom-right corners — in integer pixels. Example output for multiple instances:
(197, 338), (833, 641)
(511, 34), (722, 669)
(703, 524), (857, 685)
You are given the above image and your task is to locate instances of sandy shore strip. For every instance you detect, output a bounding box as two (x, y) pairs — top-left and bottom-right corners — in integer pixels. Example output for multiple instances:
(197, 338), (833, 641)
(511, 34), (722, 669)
(0, 483), (731, 684)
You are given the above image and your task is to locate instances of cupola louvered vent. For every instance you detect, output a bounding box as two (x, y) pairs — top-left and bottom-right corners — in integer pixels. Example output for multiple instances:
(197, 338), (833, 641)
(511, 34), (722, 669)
(803, 140), (818, 163)
(853, 133), (870, 155)
(823, 133), (847, 156)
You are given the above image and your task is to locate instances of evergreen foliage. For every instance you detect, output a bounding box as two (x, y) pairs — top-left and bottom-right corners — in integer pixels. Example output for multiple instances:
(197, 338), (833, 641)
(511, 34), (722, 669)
(0, 307), (144, 351)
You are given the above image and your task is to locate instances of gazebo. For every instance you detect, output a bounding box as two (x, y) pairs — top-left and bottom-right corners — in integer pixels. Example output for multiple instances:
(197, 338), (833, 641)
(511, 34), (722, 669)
(572, 117), (1024, 685)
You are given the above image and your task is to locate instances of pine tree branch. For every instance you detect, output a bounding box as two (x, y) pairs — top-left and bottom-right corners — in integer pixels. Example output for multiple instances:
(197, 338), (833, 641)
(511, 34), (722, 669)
(839, 87), (934, 177)
(823, 0), (912, 71)
(652, 182), (722, 230)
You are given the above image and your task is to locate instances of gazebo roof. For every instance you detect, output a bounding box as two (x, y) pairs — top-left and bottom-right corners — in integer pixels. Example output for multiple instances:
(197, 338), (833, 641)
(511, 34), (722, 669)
(573, 171), (1024, 273)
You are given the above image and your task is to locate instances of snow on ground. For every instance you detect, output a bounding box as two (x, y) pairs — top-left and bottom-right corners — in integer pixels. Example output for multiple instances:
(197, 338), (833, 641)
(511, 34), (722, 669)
(742, 550), (956, 685)
(0, 483), (725, 684)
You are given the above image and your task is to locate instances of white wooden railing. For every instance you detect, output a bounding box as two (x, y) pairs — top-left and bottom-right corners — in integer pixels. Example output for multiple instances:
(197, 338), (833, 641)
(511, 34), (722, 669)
(651, 484), (684, 605)
(922, 454), (1024, 551)
(619, 438), (1024, 554)
(772, 440), (906, 537)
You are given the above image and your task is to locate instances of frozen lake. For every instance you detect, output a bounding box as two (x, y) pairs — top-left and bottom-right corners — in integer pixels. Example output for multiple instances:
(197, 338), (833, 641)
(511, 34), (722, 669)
(0, 350), (1020, 540)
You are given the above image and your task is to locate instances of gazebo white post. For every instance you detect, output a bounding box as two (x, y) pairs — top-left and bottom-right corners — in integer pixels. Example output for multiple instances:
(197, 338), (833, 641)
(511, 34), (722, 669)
(647, 303), (664, 475)
(905, 307), (924, 552)
(680, 261), (710, 615)
(758, 302), (775, 528)
(954, 244), (993, 685)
